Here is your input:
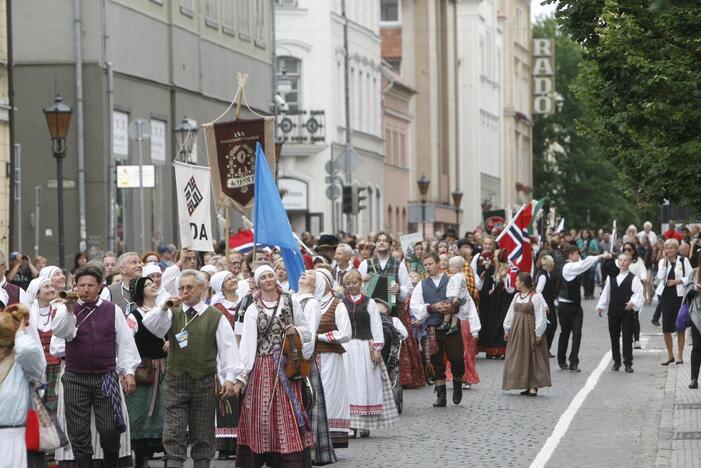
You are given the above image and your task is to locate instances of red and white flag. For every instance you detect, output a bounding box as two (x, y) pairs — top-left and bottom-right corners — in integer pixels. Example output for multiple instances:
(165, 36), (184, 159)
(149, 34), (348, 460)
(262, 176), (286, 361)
(496, 203), (534, 276)
(228, 229), (254, 253)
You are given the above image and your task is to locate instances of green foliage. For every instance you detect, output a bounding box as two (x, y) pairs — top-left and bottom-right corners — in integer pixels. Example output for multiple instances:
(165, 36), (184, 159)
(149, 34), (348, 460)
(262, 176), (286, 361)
(548, 0), (701, 215)
(531, 17), (656, 230)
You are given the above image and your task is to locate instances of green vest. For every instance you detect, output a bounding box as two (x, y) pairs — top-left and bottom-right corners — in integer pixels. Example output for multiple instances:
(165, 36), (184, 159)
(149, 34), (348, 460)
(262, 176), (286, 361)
(166, 305), (221, 380)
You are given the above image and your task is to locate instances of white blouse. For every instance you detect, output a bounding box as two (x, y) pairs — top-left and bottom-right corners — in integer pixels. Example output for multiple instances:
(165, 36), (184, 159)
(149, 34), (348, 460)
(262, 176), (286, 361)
(503, 292), (548, 338)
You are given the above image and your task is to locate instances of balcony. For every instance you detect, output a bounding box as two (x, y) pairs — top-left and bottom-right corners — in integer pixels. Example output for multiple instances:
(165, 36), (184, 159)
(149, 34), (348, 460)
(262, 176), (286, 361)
(276, 110), (325, 144)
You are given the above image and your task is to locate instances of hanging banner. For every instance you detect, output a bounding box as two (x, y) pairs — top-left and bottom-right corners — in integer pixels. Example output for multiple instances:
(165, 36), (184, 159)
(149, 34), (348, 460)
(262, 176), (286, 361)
(483, 209), (506, 235)
(202, 116), (275, 212)
(174, 161), (214, 252)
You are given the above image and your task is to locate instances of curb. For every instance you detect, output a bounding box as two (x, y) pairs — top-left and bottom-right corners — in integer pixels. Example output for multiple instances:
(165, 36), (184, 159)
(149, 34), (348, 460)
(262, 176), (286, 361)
(655, 365), (676, 468)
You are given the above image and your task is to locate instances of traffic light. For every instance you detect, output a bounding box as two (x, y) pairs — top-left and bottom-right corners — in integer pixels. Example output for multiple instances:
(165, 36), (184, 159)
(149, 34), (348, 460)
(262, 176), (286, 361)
(342, 185), (353, 214)
(351, 185), (367, 214)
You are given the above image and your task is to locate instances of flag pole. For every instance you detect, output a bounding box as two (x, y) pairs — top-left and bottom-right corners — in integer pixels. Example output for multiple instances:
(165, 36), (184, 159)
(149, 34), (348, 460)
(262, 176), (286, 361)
(496, 203), (527, 243)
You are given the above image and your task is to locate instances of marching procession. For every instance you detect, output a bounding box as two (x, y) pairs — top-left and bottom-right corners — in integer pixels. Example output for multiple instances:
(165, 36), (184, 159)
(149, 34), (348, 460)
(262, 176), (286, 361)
(4, 207), (701, 467)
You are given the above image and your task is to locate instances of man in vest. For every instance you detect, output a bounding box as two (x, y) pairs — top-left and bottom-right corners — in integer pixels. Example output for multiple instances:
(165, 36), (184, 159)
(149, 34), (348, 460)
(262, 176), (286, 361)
(108, 252), (143, 312)
(0, 250), (30, 306)
(359, 232), (411, 316)
(52, 266), (140, 468)
(410, 252), (465, 407)
(333, 243), (355, 292)
(558, 245), (611, 372)
(596, 253), (643, 373)
(142, 269), (242, 468)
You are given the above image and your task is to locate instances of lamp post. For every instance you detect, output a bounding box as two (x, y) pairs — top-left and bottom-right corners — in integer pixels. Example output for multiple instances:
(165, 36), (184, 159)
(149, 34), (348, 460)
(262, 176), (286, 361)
(173, 116), (198, 163)
(451, 189), (463, 231)
(43, 95), (72, 269)
(417, 175), (430, 239)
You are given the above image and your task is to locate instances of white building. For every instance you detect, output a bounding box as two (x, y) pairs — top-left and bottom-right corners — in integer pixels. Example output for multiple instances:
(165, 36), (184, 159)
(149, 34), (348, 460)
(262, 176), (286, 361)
(456, 0), (505, 229)
(275, 0), (384, 235)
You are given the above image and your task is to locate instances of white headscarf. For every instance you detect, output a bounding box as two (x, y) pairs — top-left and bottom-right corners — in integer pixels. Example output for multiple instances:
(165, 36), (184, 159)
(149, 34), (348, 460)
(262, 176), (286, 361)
(313, 270), (333, 301)
(210, 271), (234, 305)
(142, 263), (161, 277)
(39, 266), (61, 280)
(254, 265), (275, 284)
(27, 278), (52, 305)
(200, 265), (218, 275)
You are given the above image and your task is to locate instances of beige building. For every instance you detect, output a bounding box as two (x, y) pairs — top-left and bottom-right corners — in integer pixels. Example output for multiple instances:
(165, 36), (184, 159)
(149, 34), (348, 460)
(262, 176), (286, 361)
(0, 0), (9, 253)
(499, 0), (533, 211)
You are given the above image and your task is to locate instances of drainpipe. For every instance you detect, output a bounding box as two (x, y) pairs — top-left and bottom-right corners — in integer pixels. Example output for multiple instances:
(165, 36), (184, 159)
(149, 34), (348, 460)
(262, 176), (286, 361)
(74, 0), (87, 252)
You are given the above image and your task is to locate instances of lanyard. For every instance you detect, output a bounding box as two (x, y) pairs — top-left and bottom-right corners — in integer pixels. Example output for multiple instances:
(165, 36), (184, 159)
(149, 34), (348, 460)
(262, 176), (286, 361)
(180, 310), (199, 333)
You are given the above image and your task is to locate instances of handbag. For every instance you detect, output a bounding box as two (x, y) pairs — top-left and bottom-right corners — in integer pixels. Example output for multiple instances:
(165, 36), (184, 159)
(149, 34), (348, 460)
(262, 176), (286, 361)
(25, 387), (68, 451)
(134, 358), (155, 385)
(676, 302), (691, 332)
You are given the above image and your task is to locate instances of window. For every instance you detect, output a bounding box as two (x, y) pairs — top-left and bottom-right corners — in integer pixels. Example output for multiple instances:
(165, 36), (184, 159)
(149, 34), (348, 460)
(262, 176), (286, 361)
(239, 0), (251, 40)
(255, 0), (266, 48)
(223, 0), (236, 34)
(205, 0), (219, 28)
(274, 0), (298, 6)
(277, 56), (300, 113)
(180, 0), (193, 17)
(380, 0), (399, 23)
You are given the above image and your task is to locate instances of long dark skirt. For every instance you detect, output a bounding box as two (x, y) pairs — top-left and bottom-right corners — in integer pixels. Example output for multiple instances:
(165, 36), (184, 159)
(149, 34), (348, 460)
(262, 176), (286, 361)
(309, 357), (337, 465)
(478, 282), (514, 357)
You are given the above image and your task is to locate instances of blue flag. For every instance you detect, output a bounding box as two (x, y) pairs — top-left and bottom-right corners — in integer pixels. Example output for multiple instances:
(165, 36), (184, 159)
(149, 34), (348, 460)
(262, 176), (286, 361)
(253, 142), (305, 290)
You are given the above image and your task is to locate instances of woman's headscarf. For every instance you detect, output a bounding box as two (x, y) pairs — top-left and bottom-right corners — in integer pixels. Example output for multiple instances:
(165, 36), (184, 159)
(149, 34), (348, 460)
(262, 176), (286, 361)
(210, 271), (234, 305)
(254, 265), (275, 284)
(26, 278), (51, 305)
(39, 266), (61, 280)
(200, 265), (218, 275)
(142, 263), (161, 278)
(313, 269), (333, 301)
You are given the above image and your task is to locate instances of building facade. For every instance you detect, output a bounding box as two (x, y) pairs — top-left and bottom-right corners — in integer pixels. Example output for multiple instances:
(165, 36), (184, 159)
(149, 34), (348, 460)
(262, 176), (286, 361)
(12, 0), (273, 265)
(0, 0), (9, 254)
(275, 0), (384, 235)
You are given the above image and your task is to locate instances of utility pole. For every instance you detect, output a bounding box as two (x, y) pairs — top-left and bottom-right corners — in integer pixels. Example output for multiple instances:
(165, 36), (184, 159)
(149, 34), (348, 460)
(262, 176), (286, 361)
(341, 0), (353, 233)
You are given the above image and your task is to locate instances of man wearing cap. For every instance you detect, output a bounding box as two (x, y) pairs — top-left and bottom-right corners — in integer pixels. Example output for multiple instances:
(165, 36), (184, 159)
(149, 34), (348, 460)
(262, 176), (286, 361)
(0, 250), (30, 306)
(142, 269), (242, 468)
(52, 266), (140, 468)
(316, 234), (339, 265)
(108, 252), (143, 313)
(6, 251), (38, 290)
(158, 245), (177, 270)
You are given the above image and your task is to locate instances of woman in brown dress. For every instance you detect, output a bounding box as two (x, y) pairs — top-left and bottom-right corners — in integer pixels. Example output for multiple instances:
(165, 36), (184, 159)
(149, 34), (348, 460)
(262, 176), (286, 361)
(502, 272), (551, 396)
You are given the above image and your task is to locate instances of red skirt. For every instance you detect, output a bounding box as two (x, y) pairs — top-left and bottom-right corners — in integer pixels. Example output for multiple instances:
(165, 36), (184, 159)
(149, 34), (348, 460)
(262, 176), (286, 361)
(237, 355), (313, 455)
(398, 302), (426, 389)
(446, 320), (480, 385)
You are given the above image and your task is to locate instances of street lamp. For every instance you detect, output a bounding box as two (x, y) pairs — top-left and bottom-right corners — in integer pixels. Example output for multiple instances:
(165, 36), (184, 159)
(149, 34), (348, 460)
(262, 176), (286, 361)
(451, 189), (463, 230)
(43, 95), (72, 269)
(174, 116), (198, 163)
(417, 175), (430, 239)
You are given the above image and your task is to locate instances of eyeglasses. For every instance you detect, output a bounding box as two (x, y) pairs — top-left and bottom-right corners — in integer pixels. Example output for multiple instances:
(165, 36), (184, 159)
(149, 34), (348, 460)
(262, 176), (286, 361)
(177, 284), (199, 292)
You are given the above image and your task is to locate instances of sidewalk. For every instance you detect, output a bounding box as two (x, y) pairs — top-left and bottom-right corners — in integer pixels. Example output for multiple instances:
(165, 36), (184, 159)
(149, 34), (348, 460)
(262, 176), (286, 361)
(657, 342), (701, 467)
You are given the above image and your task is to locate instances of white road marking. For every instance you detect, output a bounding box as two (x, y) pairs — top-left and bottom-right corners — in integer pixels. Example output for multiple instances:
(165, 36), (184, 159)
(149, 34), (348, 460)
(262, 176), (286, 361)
(530, 350), (612, 468)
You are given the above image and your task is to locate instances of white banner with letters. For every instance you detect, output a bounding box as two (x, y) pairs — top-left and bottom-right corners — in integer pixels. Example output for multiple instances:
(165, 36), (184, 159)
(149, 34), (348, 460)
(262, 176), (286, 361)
(174, 161), (213, 252)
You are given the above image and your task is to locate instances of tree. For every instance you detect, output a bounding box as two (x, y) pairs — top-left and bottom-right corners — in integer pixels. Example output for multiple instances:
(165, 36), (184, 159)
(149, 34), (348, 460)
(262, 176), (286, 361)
(531, 17), (655, 229)
(547, 0), (701, 215)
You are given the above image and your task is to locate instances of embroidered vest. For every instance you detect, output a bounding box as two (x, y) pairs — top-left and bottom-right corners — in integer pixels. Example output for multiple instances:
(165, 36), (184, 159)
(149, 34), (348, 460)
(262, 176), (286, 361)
(421, 275), (449, 327)
(315, 299), (345, 354)
(256, 293), (294, 357)
(65, 301), (117, 374)
(343, 295), (373, 340)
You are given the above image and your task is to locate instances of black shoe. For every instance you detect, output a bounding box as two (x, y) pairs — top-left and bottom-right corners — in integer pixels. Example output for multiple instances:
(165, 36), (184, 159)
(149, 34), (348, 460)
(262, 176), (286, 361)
(690, 379), (698, 389)
(426, 377), (434, 386)
(661, 358), (675, 366)
(433, 385), (447, 407)
(651, 319), (660, 327)
(436, 322), (450, 331)
(569, 364), (581, 373)
(612, 362), (621, 371)
(548, 352), (555, 358)
(452, 381), (463, 404)
(559, 362), (569, 370)
(624, 365), (633, 373)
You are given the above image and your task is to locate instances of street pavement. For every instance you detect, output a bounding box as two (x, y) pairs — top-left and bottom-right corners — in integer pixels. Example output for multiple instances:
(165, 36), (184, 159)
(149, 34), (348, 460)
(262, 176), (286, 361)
(183, 299), (694, 467)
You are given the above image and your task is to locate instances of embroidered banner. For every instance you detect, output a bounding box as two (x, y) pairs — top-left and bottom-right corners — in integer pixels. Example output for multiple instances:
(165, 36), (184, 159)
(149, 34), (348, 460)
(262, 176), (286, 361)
(174, 161), (214, 252)
(202, 117), (275, 212)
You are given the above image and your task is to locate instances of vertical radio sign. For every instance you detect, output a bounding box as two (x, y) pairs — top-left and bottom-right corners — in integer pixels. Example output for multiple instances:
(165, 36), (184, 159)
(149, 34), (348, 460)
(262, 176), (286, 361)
(532, 38), (556, 115)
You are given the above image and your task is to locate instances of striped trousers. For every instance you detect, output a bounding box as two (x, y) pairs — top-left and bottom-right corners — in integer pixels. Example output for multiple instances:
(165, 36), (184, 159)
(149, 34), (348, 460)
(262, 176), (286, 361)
(162, 374), (217, 465)
(62, 371), (120, 461)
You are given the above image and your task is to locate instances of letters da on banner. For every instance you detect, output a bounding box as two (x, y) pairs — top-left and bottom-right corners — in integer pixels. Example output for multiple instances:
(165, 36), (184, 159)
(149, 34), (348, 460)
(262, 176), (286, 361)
(203, 116), (276, 213)
(532, 38), (556, 115)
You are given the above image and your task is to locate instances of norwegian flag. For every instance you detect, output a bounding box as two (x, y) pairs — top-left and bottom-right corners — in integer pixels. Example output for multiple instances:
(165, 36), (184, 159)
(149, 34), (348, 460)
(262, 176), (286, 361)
(228, 229), (254, 253)
(496, 203), (534, 275)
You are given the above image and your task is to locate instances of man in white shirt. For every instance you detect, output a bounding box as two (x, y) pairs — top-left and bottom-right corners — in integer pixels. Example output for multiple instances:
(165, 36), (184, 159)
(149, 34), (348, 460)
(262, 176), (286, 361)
(142, 269), (241, 468)
(557, 245), (611, 372)
(359, 232), (411, 316)
(108, 252), (143, 312)
(637, 221), (658, 245)
(52, 266), (140, 467)
(597, 253), (644, 373)
(332, 243), (355, 291)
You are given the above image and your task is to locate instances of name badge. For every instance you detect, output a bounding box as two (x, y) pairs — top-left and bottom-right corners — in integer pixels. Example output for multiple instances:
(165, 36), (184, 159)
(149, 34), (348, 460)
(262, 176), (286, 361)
(175, 330), (188, 349)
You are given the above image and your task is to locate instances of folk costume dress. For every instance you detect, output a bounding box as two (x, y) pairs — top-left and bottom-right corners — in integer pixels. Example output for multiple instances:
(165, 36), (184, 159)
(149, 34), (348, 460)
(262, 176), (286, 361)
(236, 292), (314, 468)
(124, 304), (167, 459)
(0, 328), (46, 468)
(477, 273), (515, 358)
(342, 294), (399, 430)
(397, 293), (426, 389)
(502, 292), (551, 391)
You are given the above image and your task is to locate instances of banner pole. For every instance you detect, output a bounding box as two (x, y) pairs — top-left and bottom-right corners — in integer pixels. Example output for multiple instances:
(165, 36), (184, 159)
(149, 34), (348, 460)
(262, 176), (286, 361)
(225, 207), (230, 261)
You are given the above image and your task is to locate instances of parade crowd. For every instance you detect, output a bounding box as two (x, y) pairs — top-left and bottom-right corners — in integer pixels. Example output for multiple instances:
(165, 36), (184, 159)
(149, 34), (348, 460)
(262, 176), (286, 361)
(2, 219), (701, 468)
